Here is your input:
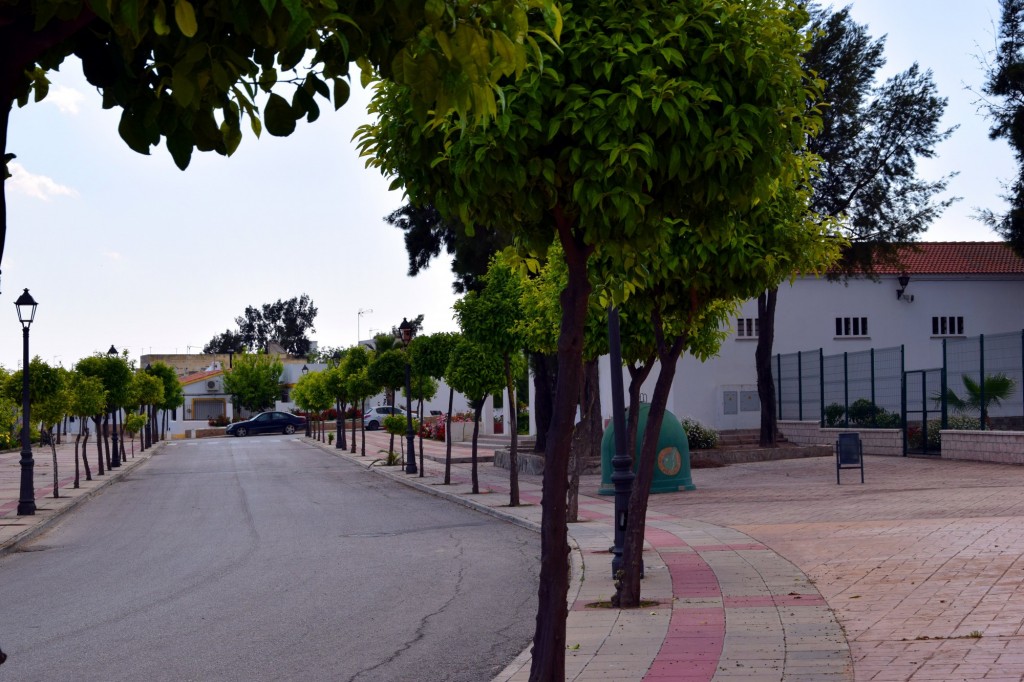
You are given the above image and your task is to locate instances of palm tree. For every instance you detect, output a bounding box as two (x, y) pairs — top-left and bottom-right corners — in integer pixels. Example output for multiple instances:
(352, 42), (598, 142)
(942, 373), (1018, 425)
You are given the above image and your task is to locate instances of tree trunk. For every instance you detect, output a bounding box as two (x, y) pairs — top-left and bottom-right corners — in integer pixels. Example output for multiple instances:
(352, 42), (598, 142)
(531, 352), (557, 453)
(756, 288), (779, 447)
(359, 399), (366, 456)
(444, 388), (454, 484)
(102, 413), (111, 468)
(567, 358), (602, 523)
(505, 356), (520, 507)
(49, 428), (59, 498)
(74, 432), (81, 488)
(92, 416), (105, 475)
(471, 403), (482, 494)
(418, 398), (425, 477)
(616, 333), (686, 608)
(530, 212), (592, 682)
(81, 428), (92, 481)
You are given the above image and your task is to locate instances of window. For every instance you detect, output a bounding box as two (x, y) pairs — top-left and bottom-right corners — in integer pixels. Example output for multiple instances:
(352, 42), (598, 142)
(932, 316), (964, 336)
(835, 316), (869, 337)
(736, 317), (759, 338)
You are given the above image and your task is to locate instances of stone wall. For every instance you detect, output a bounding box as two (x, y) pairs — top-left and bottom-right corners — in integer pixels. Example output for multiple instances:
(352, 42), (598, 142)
(941, 430), (1024, 465)
(781, 420), (903, 456)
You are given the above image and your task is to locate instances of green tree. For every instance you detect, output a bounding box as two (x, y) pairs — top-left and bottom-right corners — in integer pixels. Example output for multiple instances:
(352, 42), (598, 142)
(445, 337), (505, 494)
(342, 345), (375, 455)
(322, 364), (350, 449)
(409, 332), (459, 482)
(293, 369), (332, 440)
(223, 352), (283, 414)
(0, 0), (561, 282)
(123, 411), (148, 457)
(368, 348), (409, 454)
(67, 371), (105, 485)
(980, 0), (1024, 256)
(75, 354), (132, 474)
(359, 1), (825, 673)
(131, 371), (164, 450)
(8, 358), (67, 497)
(454, 255), (528, 506)
(148, 361), (184, 442)
(755, 5), (956, 446)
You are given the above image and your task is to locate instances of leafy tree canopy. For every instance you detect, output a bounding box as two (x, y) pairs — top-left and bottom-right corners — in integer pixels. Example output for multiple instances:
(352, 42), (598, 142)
(223, 351), (283, 412)
(204, 294), (317, 356)
(980, 0), (1024, 256)
(806, 4), (956, 275)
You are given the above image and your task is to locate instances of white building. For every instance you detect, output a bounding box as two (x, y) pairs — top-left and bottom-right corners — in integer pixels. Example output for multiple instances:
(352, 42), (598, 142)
(586, 242), (1024, 431)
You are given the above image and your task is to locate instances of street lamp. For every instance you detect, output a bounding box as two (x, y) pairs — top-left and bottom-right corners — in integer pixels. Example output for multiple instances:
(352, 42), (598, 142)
(107, 345), (121, 468)
(398, 318), (417, 474)
(16, 288), (38, 516)
(608, 306), (634, 578)
(301, 364), (311, 437)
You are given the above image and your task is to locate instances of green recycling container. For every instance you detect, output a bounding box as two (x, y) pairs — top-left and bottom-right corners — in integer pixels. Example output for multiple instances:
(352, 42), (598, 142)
(598, 403), (695, 495)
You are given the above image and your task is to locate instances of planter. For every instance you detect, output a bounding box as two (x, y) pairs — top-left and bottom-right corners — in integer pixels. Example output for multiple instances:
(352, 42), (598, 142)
(449, 421), (473, 442)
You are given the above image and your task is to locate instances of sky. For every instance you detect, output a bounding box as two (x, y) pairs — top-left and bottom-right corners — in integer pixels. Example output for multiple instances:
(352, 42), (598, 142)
(0, 0), (1015, 371)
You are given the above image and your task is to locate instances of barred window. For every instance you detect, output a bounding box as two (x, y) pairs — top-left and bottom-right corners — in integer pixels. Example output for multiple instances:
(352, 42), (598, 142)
(736, 317), (759, 338)
(835, 317), (869, 337)
(932, 316), (964, 336)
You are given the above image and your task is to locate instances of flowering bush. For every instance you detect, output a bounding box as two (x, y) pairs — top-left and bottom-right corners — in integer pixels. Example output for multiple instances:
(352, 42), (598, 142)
(681, 417), (719, 450)
(450, 411), (475, 423)
(419, 419), (446, 442)
(208, 414), (230, 427)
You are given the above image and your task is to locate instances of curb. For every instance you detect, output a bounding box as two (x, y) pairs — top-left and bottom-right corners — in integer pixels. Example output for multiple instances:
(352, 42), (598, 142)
(0, 441), (166, 557)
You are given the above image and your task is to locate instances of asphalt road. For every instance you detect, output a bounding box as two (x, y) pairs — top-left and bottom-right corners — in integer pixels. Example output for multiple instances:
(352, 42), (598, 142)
(0, 435), (539, 681)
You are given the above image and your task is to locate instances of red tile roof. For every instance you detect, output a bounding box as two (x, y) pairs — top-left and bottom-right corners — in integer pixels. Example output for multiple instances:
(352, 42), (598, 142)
(180, 368), (223, 385)
(872, 242), (1024, 275)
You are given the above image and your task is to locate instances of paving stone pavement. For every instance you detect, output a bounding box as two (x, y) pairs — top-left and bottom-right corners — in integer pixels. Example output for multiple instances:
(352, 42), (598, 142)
(8, 429), (1024, 681)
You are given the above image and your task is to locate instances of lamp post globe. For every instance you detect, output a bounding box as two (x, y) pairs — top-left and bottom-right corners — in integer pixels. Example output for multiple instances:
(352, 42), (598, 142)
(398, 318), (417, 474)
(15, 289), (38, 516)
(107, 345), (122, 468)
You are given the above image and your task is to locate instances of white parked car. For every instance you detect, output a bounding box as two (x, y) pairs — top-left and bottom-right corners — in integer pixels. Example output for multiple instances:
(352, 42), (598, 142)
(363, 405), (406, 431)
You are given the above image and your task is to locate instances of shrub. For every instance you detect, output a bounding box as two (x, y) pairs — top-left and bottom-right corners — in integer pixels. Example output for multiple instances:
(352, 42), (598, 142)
(824, 403), (845, 427)
(419, 418), (446, 442)
(848, 399), (902, 428)
(681, 417), (718, 450)
(208, 414), (229, 427)
(947, 415), (981, 430)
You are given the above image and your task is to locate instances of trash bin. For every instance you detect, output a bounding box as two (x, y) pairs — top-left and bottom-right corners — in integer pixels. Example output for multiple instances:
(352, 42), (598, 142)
(598, 403), (695, 495)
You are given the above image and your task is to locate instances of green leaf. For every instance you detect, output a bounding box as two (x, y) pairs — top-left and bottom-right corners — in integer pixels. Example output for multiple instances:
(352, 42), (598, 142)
(264, 93), (296, 137)
(333, 78), (350, 110)
(173, 0), (198, 37)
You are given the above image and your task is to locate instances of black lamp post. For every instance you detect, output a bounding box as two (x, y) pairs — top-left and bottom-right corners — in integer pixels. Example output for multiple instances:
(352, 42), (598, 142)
(16, 289), (38, 516)
(398, 318), (417, 474)
(608, 306), (634, 577)
(301, 364), (311, 437)
(107, 345), (121, 468)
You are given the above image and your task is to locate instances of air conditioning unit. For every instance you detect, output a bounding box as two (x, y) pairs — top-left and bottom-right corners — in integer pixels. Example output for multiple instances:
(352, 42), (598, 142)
(206, 380), (218, 392)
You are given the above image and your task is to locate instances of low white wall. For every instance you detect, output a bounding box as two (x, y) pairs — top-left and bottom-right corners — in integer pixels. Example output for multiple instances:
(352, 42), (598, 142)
(780, 420), (903, 456)
(942, 430), (1024, 465)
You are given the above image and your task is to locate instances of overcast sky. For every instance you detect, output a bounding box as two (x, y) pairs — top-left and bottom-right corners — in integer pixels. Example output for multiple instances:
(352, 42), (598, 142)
(1, 0), (1014, 371)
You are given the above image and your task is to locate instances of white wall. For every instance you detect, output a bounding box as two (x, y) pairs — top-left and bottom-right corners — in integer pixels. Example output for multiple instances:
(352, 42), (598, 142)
(547, 273), (1024, 433)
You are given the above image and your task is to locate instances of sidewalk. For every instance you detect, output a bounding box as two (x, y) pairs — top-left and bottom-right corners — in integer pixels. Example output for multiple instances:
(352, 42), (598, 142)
(308, 432), (853, 682)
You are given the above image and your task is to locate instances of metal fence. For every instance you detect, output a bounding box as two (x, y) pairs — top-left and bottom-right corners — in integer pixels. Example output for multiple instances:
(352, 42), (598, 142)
(774, 346), (904, 427)
(775, 331), (1024, 433)
(943, 331), (1024, 431)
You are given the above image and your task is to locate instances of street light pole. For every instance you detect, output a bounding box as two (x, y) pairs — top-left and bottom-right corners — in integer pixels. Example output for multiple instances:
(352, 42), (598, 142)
(608, 306), (634, 577)
(107, 345), (121, 468)
(357, 308), (373, 344)
(16, 289), (38, 516)
(399, 318), (417, 475)
(301, 364), (311, 437)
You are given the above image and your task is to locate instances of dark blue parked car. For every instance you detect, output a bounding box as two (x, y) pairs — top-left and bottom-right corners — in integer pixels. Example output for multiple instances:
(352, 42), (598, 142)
(226, 411), (307, 437)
